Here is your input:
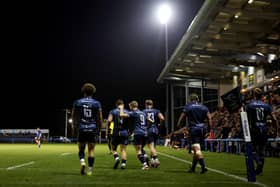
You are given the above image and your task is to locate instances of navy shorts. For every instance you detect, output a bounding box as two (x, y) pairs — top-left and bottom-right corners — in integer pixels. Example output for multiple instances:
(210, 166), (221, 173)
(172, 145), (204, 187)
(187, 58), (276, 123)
(147, 132), (158, 144)
(189, 126), (206, 144)
(78, 130), (98, 143)
(134, 135), (147, 146)
(111, 135), (129, 147)
(251, 126), (268, 145)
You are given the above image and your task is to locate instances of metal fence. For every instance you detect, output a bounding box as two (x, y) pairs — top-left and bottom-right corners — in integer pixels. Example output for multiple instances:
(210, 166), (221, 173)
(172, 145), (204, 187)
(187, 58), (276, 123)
(203, 138), (280, 156)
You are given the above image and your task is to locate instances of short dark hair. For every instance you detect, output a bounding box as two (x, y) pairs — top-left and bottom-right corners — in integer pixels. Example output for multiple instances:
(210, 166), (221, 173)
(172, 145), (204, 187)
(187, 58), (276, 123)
(129, 100), (138, 108)
(81, 83), (96, 96)
(145, 99), (153, 106)
(115, 99), (124, 107)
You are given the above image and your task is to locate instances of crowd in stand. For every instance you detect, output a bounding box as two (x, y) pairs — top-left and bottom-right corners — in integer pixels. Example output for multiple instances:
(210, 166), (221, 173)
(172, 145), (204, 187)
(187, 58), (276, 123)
(166, 86), (280, 156)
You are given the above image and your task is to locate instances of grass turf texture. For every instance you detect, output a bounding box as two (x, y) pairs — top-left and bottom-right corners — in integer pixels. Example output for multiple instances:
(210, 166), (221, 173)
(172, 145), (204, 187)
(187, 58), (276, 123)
(0, 144), (279, 187)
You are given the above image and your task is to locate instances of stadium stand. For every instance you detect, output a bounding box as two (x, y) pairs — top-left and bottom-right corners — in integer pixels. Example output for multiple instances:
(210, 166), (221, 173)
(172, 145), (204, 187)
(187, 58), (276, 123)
(0, 129), (49, 143)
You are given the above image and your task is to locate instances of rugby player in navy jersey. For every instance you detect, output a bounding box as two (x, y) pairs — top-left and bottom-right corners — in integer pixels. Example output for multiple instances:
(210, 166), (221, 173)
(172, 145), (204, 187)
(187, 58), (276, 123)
(71, 83), (103, 176)
(107, 99), (129, 169)
(177, 94), (213, 174)
(142, 99), (165, 168)
(34, 128), (42, 148)
(120, 100), (150, 170)
(105, 120), (114, 154)
(246, 88), (278, 175)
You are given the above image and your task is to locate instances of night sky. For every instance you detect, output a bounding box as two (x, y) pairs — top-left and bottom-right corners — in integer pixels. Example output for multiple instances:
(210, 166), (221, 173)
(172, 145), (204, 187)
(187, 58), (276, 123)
(5, 0), (204, 134)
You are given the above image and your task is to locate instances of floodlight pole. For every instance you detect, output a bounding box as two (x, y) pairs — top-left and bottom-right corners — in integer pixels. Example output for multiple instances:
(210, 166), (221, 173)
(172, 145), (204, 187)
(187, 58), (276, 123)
(65, 109), (69, 138)
(158, 3), (171, 135)
(165, 23), (168, 64)
(165, 22), (170, 135)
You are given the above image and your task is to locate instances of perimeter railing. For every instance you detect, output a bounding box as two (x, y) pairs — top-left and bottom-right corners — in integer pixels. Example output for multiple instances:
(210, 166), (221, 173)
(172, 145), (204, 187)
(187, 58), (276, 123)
(204, 138), (280, 155)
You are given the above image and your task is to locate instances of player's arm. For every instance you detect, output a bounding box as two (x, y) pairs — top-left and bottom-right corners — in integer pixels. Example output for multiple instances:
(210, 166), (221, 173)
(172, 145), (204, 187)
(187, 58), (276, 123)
(97, 109), (103, 134)
(106, 114), (113, 139)
(71, 107), (78, 136)
(119, 104), (129, 118)
(158, 112), (165, 124)
(207, 112), (213, 129)
(158, 112), (165, 130)
(176, 112), (186, 129)
(147, 117), (154, 128)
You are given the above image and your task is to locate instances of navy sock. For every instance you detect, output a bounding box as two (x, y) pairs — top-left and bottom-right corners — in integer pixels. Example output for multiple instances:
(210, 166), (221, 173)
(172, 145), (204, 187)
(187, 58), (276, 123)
(78, 151), (85, 160)
(122, 159), (126, 164)
(114, 153), (119, 159)
(198, 158), (205, 169)
(88, 157), (95, 167)
(137, 154), (145, 164)
(191, 159), (198, 170)
(152, 155), (158, 160)
(142, 149), (146, 155)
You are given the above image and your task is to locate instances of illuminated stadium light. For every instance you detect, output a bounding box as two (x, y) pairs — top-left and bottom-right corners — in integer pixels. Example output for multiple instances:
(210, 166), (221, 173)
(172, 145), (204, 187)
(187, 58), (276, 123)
(248, 0), (254, 4)
(158, 4), (171, 24)
(175, 68), (184, 72)
(257, 52), (265, 56)
(268, 53), (276, 63)
(234, 12), (241, 19)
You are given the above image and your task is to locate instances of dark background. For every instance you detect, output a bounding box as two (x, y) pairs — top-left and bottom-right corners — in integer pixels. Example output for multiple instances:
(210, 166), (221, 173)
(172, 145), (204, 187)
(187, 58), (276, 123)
(4, 0), (204, 135)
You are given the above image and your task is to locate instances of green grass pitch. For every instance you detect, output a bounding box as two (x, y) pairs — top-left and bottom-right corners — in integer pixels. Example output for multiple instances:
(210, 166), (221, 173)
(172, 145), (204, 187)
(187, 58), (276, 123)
(0, 144), (279, 187)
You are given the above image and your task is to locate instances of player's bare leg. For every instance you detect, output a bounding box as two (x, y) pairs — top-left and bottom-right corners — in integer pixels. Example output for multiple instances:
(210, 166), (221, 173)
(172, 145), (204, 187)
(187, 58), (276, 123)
(86, 143), (95, 175)
(34, 137), (41, 148)
(78, 143), (86, 175)
(120, 144), (127, 169)
(112, 144), (120, 169)
(147, 142), (160, 168)
(135, 145), (148, 170)
(189, 143), (207, 174)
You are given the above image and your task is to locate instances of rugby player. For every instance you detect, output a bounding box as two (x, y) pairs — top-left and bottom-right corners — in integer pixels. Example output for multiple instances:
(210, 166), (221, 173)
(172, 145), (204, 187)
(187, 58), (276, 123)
(177, 93), (213, 174)
(120, 100), (150, 170)
(106, 120), (114, 154)
(72, 83), (103, 175)
(246, 88), (278, 175)
(142, 99), (165, 168)
(34, 127), (42, 148)
(107, 99), (129, 169)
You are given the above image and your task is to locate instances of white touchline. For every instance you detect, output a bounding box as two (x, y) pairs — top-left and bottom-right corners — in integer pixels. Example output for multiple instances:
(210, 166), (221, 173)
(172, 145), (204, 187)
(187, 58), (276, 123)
(60, 152), (72, 156)
(158, 152), (269, 187)
(6, 161), (35, 170)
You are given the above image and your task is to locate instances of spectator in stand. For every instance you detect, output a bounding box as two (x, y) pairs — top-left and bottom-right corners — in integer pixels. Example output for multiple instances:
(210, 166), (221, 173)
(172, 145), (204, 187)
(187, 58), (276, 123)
(228, 128), (237, 153)
(272, 88), (280, 111)
(206, 129), (215, 140)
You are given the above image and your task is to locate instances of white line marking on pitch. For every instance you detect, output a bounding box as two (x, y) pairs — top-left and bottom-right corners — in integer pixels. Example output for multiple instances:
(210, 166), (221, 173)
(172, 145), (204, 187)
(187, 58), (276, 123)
(60, 152), (72, 156)
(6, 161), (35, 170)
(158, 152), (269, 187)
